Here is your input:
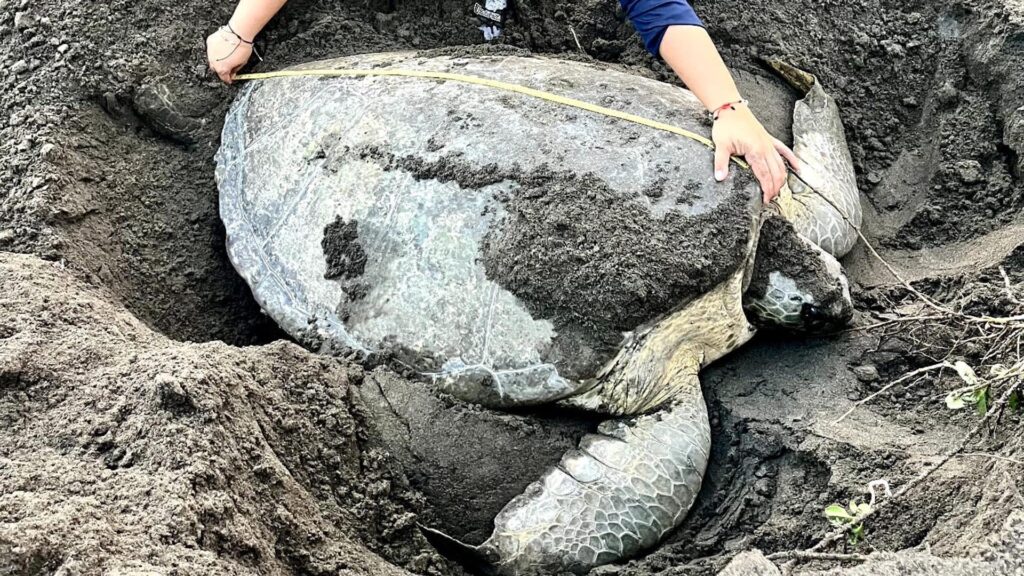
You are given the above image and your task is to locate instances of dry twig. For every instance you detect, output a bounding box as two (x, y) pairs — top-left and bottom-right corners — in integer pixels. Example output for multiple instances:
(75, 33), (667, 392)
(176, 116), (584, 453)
(956, 452), (1024, 466)
(832, 362), (951, 424)
(568, 26), (583, 52)
(804, 380), (1022, 556)
(775, 170), (1024, 573)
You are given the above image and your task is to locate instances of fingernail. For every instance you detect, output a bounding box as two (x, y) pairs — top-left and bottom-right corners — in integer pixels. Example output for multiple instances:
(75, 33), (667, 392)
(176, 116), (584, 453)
(715, 170), (726, 181)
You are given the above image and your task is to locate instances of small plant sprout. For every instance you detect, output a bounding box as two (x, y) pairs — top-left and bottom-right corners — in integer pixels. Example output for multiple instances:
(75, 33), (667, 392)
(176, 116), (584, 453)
(944, 361), (992, 415)
(823, 499), (872, 545)
(824, 480), (889, 546)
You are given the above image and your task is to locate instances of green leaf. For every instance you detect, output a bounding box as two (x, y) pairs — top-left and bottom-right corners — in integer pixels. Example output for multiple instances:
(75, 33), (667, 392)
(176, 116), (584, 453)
(975, 387), (989, 415)
(850, 502), (872, 516)
(1009, 391), (1020, 412)
(824, 504), (854, 522)
(945, 391), (966, 410)
(849, 523), (865, 545)
(953, 361), (979, 386)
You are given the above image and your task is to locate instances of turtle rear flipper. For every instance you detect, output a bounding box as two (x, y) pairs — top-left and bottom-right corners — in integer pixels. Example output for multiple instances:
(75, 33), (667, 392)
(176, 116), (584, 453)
(445, 271), (754, 575)
(467, 375), (710, 575)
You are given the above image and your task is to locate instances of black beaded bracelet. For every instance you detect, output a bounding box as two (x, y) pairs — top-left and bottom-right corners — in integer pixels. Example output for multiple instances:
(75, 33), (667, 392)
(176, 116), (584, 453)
(226, 22), (254, 45)
(218, 23), (263, 62)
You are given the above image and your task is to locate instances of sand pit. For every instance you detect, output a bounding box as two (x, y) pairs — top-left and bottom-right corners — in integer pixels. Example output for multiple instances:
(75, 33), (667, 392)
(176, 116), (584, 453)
(2, 0), (1023, 574)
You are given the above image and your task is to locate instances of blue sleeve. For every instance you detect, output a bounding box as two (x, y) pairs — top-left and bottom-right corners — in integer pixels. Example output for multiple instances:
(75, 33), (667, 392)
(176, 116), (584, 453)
(620, 0), (704, 56)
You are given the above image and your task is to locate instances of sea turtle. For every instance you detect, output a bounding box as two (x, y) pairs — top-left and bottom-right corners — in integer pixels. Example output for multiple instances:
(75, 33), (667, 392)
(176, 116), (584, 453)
(215, 51), (861, 575)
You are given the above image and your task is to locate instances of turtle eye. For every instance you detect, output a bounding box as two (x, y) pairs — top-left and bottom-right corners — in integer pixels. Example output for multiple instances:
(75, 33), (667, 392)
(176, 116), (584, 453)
(800, 302), (826, 323)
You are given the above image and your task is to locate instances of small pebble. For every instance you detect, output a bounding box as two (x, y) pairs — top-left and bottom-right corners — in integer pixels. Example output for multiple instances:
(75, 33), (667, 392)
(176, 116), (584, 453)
(14, 11), (36, 30)
(754, 478), (773, 496)
(954, 160), (984, 184)
(936, 82), (959, 107)
(754, 463), (774, 478)
(852, 364), (880, 382)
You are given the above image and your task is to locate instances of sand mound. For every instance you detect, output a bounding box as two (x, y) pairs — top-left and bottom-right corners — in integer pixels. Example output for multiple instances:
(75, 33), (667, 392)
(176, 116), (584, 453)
(0, 253), (440, 575)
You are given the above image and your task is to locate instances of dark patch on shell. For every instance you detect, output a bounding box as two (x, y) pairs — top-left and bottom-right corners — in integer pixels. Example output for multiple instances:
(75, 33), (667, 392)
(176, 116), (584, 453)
(322, 216), (370, 319)
(323, 216), (368, 280)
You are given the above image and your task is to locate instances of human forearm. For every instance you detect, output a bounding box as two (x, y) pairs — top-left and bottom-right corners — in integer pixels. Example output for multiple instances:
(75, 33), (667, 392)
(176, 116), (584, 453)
(619, 1), (797, 201)
(659, 25), (741, 112)
(227, 0), (288, 40)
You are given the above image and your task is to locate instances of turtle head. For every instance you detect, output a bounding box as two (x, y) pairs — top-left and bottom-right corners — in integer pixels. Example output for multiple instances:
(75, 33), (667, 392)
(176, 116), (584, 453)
(744, 215), (853, 333)
(745, 266), (853, 333)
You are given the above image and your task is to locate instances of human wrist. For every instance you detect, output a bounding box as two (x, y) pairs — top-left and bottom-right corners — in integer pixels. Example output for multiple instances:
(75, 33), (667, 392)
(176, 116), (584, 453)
(711, 99), (748, 121)
(227, 15), (261, 42)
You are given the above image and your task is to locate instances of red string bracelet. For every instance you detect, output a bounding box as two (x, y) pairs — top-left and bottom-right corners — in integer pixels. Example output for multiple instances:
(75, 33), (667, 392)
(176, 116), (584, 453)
(712, 99), (748, 121)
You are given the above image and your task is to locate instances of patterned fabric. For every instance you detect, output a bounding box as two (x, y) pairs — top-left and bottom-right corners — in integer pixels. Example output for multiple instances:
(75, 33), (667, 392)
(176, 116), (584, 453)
(475, 0), (510, 41)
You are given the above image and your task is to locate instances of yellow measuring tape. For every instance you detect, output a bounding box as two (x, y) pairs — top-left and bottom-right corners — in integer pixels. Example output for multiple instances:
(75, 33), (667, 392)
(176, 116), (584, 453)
(235, 67), (749, 169)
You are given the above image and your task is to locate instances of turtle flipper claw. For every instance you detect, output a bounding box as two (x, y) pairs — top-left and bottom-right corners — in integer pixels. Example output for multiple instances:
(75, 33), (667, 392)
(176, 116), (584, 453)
(419, 525), (498, 576)
(760, 58), (817, 95)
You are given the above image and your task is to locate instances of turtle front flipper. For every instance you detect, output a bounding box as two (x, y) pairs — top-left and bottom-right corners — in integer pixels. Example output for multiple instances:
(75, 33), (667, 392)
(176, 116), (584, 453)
(428, 362), (598, 409)
(764, 59), (862, 258)
(429, 354), (710, 576)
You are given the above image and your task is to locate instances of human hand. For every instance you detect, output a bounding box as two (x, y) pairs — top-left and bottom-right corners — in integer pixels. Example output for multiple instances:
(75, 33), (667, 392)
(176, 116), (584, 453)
(711, 103), (800, 203)
(206, 26), (253, 84)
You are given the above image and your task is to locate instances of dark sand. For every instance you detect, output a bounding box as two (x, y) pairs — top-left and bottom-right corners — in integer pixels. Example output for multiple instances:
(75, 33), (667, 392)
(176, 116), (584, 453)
(2, 0), (1023, 574)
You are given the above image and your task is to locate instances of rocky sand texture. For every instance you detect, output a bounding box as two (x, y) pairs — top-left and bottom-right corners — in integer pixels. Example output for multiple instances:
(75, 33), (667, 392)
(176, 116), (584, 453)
(2, 0), (1024, 575)
(0, 253), (442, 574)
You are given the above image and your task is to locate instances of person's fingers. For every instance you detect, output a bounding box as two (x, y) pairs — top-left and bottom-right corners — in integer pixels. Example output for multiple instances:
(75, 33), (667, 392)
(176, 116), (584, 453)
(750, 155), (774, 199)
(228, 63), (246, 83)
(773, 138), (801, 173)
(760, 152), (781, 203)
(765, 152), (786, 203)
(214, 65), (233, 84)
(714, 144), (731, 182)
